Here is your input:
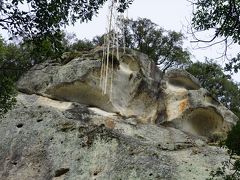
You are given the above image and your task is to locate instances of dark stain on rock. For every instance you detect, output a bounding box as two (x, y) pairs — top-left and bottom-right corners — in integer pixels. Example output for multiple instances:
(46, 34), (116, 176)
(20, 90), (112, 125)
(129, 73), (133, 81)
(54, 168), (70, 177)
(57, 122), (76, 132)
(64, 104), (91, 123)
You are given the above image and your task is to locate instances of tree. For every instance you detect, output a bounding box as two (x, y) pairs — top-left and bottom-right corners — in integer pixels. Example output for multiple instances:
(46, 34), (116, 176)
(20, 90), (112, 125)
(207, 120), (240, 179)
(224, 53), (240, 74)
(0, 0), (133, 42)
(191, 0), (240, 70)
(125, 18), (191, 72)
(70, 39), (95, 52)
(0, 0), (133, 59)
(191, 0), (240, 44)
(94, 18), (191, 72)
(0, 36), (17, 117)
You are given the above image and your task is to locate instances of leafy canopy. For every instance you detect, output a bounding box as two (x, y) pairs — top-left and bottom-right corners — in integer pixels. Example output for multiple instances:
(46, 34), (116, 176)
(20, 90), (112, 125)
(192, 0), (240, 43)
(0, 0), (133, 56)
(191, 0), (240, 72)
(0, 0), (133, 39)
(0, 36), (17, 117)
(123, 18), (191, 71)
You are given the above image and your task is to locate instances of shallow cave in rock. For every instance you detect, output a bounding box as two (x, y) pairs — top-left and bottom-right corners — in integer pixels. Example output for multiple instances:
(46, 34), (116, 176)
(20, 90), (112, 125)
(168, 77), (200, 90)
(45, 81), (115, 112)
(185, 107), (223, 136)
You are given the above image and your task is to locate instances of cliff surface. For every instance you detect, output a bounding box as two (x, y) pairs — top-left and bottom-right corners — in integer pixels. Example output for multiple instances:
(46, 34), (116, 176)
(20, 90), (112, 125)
(0, 48), (238, 179)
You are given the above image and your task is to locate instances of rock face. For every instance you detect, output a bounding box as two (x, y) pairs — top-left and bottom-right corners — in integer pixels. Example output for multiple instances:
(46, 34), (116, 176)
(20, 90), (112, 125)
(17, 48), (163, 124)
(0, 48), (238, 179)
(163, 69), (237, 137)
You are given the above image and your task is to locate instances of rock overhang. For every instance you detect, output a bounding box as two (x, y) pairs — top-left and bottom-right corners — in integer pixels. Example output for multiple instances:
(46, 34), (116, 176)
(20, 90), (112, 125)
(16, 47), (238, 138)
(164, 70), (238, 137)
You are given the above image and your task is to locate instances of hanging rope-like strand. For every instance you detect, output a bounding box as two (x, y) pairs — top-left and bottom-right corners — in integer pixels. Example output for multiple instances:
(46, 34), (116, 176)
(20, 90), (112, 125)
(99, 0), (127, 99)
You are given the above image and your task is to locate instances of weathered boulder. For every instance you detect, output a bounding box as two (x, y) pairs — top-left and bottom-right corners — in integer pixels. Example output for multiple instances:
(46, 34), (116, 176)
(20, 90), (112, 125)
(1, 48), (238, 179)
(163, 69), (238, 137)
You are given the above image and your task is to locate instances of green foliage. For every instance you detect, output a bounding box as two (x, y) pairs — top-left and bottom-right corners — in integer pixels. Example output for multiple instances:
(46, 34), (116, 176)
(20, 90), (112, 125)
(186, 60), (240, 114)
(21, 31), (68, 64)
(207, 122), (240, 180)
(0, 76), (16, 117)
(225, 53), (240, 74)
(94, 18), (191, 72)
(188, 60), (240, 180)
(192, 0), (240, 44)
(207, 159), (240, 179)
(0, 36), (17, 116)
(191, 0), (240, 72)
(0, 0), (132, 46)
(225, 121), (240, 156)
(124, 18), (191, 72)
(70, 39), (95, 52)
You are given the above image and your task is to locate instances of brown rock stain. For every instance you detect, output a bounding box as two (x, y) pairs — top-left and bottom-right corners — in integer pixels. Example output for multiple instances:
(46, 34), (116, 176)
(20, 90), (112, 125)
(105, 118), (116, 129)
(179, 99), (188, 113)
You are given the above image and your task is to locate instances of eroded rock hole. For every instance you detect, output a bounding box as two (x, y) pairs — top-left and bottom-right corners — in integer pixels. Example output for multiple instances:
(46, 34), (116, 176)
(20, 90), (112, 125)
(37, 119), (43, 122)
(186, 108), (223, 136)
(93, 168), (102, 176)
(16, 123), (24, 128)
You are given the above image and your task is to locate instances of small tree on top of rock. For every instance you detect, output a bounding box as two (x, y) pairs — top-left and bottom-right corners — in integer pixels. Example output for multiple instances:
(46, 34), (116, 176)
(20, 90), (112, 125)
(93, 18), (192, 72)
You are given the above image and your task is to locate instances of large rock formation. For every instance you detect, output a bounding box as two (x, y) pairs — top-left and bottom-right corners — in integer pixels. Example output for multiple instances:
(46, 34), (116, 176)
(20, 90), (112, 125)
(17, 48), (163, 124)
(0, 48), (238, 179)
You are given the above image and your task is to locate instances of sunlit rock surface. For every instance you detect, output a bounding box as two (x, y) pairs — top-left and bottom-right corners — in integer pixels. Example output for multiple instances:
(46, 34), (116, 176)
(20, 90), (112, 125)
(1, 48), (238, 179)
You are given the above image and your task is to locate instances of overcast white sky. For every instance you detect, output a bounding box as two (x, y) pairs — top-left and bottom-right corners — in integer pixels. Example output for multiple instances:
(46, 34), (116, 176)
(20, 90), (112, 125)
(66, 0), (191, 38)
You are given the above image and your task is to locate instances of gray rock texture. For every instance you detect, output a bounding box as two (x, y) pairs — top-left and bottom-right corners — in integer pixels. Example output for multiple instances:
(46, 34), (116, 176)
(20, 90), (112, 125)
(0, 93), (230, 180)
(0, 48), (238, 179)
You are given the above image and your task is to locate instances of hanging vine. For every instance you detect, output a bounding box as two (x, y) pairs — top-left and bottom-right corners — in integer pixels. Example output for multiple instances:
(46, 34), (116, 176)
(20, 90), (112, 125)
(99, 0), (128, 99)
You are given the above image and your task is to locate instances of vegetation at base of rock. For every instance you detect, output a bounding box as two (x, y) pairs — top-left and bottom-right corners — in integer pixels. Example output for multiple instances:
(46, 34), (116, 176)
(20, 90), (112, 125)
(225, 121), (240, 156)
(0, 76), (16, 117)
(208, 109), (240, 179)
(0, 36), (17, 116)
